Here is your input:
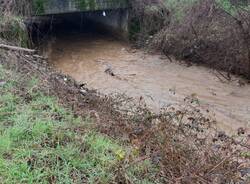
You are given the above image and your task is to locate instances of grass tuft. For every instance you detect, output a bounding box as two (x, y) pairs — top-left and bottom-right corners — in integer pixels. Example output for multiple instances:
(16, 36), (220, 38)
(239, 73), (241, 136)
(0, 15), (28, 47)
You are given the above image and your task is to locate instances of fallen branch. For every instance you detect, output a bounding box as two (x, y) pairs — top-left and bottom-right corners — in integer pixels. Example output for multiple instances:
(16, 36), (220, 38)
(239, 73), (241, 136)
(213, 70), (231, 83)
(207, 150), (236, 174)
(0, 44), (36, 53)
(165, 54), (173, 62)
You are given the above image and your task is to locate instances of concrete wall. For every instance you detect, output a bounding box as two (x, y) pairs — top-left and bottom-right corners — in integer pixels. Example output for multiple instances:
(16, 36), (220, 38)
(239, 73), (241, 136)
(84, 9), (129, 39)
(33, 0), (128, 15)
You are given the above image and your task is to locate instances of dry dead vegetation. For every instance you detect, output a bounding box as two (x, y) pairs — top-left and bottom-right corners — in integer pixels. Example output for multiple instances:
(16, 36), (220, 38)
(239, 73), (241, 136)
(0, 0), (31, 15)
(132, 0), (250, 79)
(160, 0), (250, 78)
(129, 0), (170, 44)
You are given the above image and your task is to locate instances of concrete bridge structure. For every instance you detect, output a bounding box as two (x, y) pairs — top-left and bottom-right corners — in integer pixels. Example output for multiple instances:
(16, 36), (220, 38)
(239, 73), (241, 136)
(32, 0), (129, 38)
(33, 0), (128, 15)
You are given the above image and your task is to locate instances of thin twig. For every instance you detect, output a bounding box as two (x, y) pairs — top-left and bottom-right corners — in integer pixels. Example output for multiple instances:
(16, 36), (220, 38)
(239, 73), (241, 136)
(207, 150), (236, 174)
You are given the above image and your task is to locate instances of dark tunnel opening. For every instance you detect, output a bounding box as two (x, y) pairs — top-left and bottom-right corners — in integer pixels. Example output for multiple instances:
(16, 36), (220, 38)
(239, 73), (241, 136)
(28, 9), (129, 47)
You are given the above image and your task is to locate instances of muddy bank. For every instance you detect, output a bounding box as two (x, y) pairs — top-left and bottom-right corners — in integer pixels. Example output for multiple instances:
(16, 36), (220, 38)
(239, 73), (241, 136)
(46, 33), (250, 134)
(1, 38), (250, 183)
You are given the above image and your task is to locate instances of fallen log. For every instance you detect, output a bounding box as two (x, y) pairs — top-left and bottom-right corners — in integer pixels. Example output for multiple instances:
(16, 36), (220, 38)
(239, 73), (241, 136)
(0, 44), (36, 53)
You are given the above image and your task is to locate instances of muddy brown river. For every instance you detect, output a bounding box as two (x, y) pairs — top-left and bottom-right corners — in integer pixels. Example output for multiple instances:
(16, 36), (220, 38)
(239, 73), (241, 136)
(47, 33), (250, 134)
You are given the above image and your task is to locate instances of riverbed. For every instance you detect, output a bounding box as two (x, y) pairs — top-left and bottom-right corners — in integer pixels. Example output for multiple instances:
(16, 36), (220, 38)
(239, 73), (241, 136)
(46, 32), (250, 134)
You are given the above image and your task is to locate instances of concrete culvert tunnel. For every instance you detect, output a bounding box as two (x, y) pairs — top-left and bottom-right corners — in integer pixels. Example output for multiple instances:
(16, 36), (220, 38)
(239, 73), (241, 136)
(29, 8), (129, 44)
(53, 9), (128, 37)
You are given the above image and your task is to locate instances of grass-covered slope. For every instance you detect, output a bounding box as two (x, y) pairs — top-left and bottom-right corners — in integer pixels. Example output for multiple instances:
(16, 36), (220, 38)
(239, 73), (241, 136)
(0, 65), (157, 183)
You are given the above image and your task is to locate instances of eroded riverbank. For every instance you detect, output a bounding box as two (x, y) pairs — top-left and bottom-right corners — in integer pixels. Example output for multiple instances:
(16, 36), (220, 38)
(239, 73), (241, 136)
(46, 33), (250, 134)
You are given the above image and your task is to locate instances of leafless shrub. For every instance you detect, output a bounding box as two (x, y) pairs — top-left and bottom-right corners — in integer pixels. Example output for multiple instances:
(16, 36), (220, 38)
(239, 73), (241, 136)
(152, 0), (250, 78)
(129, 0), (170, 46)
(0, 0), (32, 16)
(100, 95), (250, 183)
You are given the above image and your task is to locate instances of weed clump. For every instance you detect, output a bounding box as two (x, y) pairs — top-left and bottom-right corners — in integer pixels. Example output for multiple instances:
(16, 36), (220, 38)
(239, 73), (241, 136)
(0, 15), (28, 47)
(0, 0), (31, 47)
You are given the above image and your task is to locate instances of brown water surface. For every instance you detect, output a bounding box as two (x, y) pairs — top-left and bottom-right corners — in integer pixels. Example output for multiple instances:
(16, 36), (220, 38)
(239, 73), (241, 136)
(47, 33), (250, 134)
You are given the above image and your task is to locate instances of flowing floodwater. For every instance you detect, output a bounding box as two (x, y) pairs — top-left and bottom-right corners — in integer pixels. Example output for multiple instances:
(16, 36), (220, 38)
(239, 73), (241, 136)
(47, 33), (250, 134)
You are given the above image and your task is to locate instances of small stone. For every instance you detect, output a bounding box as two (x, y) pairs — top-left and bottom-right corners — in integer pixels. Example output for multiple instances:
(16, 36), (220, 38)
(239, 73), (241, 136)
(151, 153), (161, 164)
(218, 131), (225, 137)
(240, 168), (250, 177)
(64, 77), (68, 82)
(133, 127), (144, 135)
(237, 127), (245, 135)
(217, 131), (228, 141)
(212, 144), (221, 151)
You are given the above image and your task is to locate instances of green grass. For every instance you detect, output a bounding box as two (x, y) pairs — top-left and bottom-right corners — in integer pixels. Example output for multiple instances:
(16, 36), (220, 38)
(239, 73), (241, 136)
(0, 64), (158, 183)
(216, 0), (250, 15)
